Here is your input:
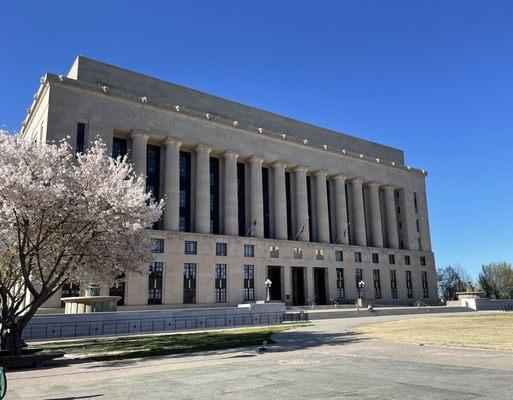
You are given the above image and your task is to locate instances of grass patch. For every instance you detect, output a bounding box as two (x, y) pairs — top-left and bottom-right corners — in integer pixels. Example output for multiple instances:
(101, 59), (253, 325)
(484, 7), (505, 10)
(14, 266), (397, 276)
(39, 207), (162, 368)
(40, 325), (303, 362)
(351, 313), (513, 350)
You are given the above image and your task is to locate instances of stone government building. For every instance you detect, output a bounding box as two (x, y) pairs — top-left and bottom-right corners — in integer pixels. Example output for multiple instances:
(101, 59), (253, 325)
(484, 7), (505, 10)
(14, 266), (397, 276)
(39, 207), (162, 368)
(21, 56), (438, 309)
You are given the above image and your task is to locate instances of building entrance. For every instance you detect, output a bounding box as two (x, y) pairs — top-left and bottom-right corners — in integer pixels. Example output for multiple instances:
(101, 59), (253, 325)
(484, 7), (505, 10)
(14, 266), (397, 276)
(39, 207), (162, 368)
(314, 267), (328, 305)
(291, 267), (306, 306)
(267, 266), (282, 301)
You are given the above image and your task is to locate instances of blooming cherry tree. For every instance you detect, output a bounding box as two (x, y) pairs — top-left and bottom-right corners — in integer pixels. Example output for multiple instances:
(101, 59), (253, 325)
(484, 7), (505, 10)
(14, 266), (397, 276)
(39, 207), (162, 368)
(0, 132), (163, 355)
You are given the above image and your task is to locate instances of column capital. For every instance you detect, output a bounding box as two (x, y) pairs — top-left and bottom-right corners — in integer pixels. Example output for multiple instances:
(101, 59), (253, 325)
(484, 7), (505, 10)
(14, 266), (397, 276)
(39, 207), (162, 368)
(222, 150), (239, 158)
(194, 143), (212, 154)
(333, 174), (348, 182)
(382, 183), (396, 191)
(294, 165), (308, 173)
(314, 169), (329, 177)
(248, 155), (264, 164)
(350, 177), (363, 185)
(130, 130), (150, 141)
(163, 137), (182, 146)
(367, 181), (382, 188)
(272, 160), (287, 169)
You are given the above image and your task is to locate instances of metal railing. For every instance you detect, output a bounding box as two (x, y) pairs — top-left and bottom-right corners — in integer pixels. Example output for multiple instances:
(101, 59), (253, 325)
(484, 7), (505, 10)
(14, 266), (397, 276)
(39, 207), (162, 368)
(416, 300), (429, 308)
(306, 299), (316, 309)
(329, 298), (340, 308)
(23, 312), (286, 340)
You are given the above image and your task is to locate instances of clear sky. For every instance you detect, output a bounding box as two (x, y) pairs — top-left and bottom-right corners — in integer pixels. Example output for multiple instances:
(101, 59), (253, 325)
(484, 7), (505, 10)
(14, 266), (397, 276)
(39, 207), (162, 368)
(1, 1), (512, 278)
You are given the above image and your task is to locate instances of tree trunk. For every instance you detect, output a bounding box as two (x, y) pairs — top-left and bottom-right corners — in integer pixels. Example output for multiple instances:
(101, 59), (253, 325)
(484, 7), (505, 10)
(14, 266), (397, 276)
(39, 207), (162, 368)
(1, 322), (23, 356)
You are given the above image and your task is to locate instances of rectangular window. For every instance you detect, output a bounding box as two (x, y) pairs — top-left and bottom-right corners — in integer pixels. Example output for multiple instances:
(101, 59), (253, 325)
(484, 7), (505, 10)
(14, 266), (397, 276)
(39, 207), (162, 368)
(336, 268), (345, 300)
(244, 265), (255, 301)
(315, 249), (324, 260)
(148, 262), (164, 304)
(355, 268), (363, 298)
(420, 256), (426, 266)
(61, 283), (80, 307)
(112, 137), (127, 159)
(76, 122), (87, 154)
(418, 238), (422, 251)
(335, 250), (344, 262)
(406, 270), (413, 298)
(372, 253), (379, 264)
(244, 244), (254, 257)
(262, 167), (270, 238)
(373, 269), (382, 299)
(215, 264), (227, 303)
(179, 152), (191, 232)
(389, 254), (395, 265)
(404, 255), (411, 265)
(416, 219), (420, 233)
(210, 157), (220, 234)
(293, 248), (303, 259)
(183, 263), (197, 304)
(237, 163), (246, 236)
(146, 144), (161, 201)
(269, 246), (280, 258)
(390, 270), (398, 299)
(414, 192), (418, 214)
(354, 252), (362, 263)
(151, 238), (164, 253)
(421, 271), (429, 298)
(184, 240), (197, 255)
(216, 242), (227, 256)
(400, 241), (404, 249)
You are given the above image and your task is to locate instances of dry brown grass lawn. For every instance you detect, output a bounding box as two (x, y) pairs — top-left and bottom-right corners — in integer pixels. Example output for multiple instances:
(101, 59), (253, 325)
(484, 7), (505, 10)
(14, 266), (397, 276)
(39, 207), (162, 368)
(351, 313), (513, 350)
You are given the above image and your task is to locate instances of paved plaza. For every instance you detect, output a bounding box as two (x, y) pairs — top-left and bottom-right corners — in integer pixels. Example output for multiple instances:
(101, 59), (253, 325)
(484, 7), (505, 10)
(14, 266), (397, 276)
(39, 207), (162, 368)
(6, 313), (513, 399)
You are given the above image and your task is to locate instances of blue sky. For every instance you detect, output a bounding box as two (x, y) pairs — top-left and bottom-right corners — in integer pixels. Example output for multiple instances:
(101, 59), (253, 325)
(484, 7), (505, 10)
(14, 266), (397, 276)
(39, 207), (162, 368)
(1, 1), (512, 277)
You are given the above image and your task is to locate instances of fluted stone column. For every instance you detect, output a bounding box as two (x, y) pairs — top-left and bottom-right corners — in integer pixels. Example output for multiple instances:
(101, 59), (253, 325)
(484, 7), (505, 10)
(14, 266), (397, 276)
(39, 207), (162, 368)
(272, 161), (288, 240)
(294, 166), (310, 242)
(163, 139), (181, 231)
(351, 179), (367, 246)
(130, 132), (149, 183)
(368, 182), (384, 248)
(384, 185), (399, 249)
(249, 156), (264, 238)
(315, 171), (330, 244)
(334, 175), (349, 245)
(223, 151), (239, 236)
(195, 144), (211, 234)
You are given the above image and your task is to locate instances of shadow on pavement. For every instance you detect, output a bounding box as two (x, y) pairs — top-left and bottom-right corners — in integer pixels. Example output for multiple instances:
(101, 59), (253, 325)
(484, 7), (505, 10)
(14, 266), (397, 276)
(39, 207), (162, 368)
(45, 395), (103, 400)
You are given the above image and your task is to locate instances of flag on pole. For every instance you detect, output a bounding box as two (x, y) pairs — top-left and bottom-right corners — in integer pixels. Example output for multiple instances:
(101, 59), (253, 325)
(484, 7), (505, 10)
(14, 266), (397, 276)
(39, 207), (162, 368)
(293, 224), (305, 241)
(246, 219), (257, 237)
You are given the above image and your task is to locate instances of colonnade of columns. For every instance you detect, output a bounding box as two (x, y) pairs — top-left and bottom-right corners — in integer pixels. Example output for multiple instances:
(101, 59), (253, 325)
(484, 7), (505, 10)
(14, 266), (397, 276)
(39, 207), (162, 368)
(131, 132), (402, 250)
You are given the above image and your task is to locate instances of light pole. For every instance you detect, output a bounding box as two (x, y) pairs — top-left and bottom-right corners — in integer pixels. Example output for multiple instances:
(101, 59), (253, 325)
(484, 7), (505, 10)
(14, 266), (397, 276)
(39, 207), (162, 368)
(358, 280), (365, 299)
(265, 279), (272, 302)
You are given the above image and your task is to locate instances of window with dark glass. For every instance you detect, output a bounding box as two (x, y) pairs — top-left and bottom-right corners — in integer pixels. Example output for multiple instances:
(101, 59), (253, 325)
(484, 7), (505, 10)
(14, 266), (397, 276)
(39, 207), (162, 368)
(373, 269), (382, 299)
(184, 240), (197, 255)
(210, 157), (220, 234)
(216, 242), (227, 256)
(389, 254), (395, 264)
(420, 256), (426, 266)
(421, 271), (429, 298)
(244, 265), (255, 301)
(354, 252), (362, 263)
(406, 270), (413, 298)
(390, 270), (398, 299)
(237, 163), (246, 236)
(416, 219), (420, 232)
(146, 144), (160, 200)
(151, 238), (164, 253)
(244, 244), (254, 257)
(335, 250), (343, 262)
(215, 264), (227, 303)
(148, 262), (164, 304)
(61, 283), (80, 307)
(372, 253), (379, 264)
(76, 122), (86, 154)
(183, 263), (197, 304)
(293, 247), (303, 259)
(285, 171), (292, 239)
(336, 268), (345, 301)
(112, 137), (127, 159)
(306, 176), (313, 240)
(179, 151), (191, 232)
(404, 255), (411, 265)
(418, 238), (422, 251)
(414, 192), (418, 213)
(400, 241), (404, 249)
(355, 268), (363, 297)
(269, 246), (279, 258)
(315, 249), (324, 260)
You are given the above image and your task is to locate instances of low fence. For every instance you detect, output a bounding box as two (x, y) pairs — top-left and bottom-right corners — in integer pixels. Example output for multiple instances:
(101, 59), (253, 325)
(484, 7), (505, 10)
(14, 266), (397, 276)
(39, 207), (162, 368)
(24, 304), (287, 340)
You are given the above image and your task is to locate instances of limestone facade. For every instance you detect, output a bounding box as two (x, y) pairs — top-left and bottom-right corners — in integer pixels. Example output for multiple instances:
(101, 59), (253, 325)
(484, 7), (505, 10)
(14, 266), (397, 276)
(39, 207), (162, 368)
(21, 56), (438, 308)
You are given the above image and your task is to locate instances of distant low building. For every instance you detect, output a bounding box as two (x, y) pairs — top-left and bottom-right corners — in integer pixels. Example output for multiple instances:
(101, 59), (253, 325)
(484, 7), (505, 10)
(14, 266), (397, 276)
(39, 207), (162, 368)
(21, 56), (437, 309)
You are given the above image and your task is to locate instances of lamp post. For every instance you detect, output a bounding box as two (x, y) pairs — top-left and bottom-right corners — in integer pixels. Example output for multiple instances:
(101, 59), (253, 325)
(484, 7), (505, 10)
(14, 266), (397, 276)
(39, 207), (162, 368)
(358, 280), (365, 299)
(265, 279), (272, 302)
